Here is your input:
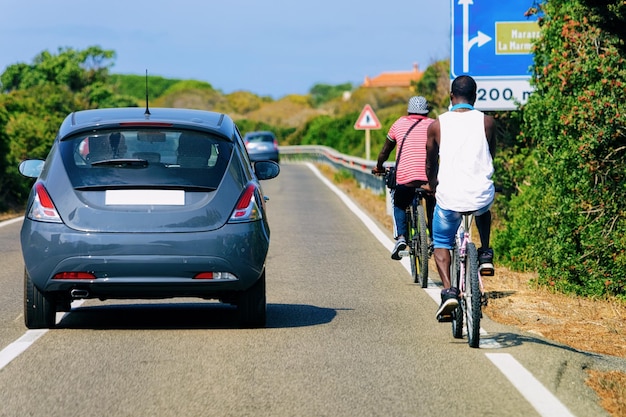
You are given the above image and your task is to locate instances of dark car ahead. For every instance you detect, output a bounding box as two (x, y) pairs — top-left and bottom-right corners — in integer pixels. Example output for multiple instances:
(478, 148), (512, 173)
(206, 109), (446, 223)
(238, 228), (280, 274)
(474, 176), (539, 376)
(243, 131), (280, 163)
(19, 107), (280, 329)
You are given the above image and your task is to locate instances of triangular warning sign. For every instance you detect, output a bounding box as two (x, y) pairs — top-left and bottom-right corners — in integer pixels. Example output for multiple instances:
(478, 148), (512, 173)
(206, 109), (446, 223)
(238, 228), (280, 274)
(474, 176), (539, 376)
(354, 104), (381, 130)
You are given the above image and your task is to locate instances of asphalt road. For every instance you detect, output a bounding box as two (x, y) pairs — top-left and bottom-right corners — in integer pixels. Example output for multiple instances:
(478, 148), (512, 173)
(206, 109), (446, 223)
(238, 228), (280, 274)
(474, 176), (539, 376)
(0, 163), (623, 417)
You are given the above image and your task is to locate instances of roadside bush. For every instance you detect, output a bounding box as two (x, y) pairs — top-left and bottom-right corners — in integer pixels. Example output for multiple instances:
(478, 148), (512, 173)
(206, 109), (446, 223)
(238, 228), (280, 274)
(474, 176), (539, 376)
(494, 0), (626, 298)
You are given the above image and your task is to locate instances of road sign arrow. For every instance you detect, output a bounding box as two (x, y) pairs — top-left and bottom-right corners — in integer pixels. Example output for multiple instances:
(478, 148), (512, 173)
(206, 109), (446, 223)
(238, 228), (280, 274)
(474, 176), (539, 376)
(460, 0), (493, 72)
(471, 31), (492, 48)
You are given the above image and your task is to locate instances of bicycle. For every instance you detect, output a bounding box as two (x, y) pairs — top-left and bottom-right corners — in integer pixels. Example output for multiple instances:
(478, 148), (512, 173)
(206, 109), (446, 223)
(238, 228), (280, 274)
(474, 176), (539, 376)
(375, 169), (430, 288)
(449, 212), (489, 348)
(399, 187), (430, 288)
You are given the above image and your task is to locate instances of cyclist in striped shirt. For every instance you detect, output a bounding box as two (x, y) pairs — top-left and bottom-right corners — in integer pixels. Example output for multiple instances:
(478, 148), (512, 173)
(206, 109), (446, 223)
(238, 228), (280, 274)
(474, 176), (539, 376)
(372, 96), (436, 260)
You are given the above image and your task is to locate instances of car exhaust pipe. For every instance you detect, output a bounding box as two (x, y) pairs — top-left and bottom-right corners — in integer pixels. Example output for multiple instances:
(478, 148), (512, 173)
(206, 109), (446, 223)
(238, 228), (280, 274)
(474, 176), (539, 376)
(70, 289), (89, 299)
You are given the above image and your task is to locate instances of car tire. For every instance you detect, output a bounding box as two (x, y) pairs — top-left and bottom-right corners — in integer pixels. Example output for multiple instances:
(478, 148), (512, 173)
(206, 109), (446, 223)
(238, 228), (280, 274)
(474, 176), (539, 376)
(24, 269), (56, 329)
(237, 270), (266, 328)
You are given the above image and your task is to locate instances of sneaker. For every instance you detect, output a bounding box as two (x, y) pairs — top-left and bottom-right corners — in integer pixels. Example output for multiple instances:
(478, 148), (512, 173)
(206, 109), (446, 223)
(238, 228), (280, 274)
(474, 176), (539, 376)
(478, 248), (495, 276)
(436, 287), (460, 321)
(391, 237), (407, 260)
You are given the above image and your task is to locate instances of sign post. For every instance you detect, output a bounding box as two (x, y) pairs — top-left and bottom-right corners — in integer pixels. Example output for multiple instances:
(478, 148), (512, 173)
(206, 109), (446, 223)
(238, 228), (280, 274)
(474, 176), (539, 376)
(354, 104), (382, 160)
(451, 0), (540, 110)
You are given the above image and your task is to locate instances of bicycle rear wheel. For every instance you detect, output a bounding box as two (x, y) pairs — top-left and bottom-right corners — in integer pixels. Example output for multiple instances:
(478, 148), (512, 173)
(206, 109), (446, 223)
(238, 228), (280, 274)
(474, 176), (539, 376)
(450, 245), (463, 339)
(464, 242), (482, 348)
(415, 204), (429, 287)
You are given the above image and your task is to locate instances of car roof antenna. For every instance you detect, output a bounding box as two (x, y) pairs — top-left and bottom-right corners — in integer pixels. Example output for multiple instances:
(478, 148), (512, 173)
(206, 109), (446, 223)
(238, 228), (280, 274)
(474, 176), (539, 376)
(144, 69), (151, 117)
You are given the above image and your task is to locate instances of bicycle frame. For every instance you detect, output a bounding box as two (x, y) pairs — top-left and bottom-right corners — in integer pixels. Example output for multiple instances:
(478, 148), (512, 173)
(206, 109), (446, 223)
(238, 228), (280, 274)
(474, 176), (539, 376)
(451, 212), (484, 348)
(456, 214), (485, 296)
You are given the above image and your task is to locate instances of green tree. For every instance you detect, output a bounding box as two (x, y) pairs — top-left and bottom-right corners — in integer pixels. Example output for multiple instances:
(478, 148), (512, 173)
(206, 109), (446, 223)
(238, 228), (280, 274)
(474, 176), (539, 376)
(0, 85), (80, 207)
(0, 46), (140, 209)
(109, 74), (183, 101)
(154, 80), (226, 110)
(310, 83), (353, 107)
(0, 46), (115, 93)
(225, 91), (268, 115)
(412, 59), (450, 115)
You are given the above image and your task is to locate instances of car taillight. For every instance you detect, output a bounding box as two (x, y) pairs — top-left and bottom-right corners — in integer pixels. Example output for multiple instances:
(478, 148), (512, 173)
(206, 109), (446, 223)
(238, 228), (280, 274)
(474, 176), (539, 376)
(228, 183), (262, 223)
(53, 272), (96, 280)
(193, 272), (237, 281)
(28, 182), (62, 223)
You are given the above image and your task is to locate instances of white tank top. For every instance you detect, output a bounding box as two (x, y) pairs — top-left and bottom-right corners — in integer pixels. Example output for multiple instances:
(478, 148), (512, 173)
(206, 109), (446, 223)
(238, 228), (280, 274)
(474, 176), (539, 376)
(436, 109), (494, 211)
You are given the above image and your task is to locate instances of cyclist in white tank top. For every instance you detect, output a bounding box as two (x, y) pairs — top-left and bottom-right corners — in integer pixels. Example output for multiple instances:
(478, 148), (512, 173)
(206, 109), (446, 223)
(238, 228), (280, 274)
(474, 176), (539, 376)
(436, 110), (494, 211)
(425, 75), (497, 321)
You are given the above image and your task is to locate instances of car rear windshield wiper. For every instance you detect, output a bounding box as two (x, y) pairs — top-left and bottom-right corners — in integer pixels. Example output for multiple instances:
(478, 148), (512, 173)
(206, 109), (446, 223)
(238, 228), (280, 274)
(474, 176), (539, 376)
(90, 158), (149, 168)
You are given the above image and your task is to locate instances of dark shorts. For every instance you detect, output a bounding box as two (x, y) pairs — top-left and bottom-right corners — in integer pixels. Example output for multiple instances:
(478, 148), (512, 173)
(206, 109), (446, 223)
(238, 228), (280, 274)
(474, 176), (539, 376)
(393, 183), (427, 209)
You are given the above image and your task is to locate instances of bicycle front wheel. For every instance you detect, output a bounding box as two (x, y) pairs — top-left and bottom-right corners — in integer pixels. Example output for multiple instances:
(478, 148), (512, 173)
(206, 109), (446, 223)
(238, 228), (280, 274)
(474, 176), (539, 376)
(464, 242), (482, 348)
(415, 204), (429, 288)
(406, 208), (418, 283)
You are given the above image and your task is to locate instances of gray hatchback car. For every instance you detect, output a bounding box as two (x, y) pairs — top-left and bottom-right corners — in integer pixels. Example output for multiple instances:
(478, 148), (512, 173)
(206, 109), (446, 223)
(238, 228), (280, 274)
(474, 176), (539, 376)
(19, 107), (280, 329)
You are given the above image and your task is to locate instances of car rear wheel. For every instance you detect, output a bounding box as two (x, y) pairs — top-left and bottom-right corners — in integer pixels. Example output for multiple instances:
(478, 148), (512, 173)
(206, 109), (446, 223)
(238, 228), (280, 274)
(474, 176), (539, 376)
(24, 269), (56, 329)
(237, 270), (266, 328)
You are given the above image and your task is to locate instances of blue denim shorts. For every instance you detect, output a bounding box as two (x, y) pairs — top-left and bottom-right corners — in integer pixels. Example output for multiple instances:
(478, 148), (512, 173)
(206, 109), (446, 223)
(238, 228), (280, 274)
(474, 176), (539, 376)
(432, 203), (492, 249)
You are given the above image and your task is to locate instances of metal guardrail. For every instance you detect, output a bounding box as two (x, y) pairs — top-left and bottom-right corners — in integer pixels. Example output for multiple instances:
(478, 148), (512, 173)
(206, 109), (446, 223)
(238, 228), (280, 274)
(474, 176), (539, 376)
(278, 145), (391, 195)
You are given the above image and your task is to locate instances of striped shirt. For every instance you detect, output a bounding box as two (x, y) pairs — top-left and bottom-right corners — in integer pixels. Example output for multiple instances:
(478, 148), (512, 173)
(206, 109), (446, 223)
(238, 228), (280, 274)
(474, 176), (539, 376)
(387, 115), (434, 184)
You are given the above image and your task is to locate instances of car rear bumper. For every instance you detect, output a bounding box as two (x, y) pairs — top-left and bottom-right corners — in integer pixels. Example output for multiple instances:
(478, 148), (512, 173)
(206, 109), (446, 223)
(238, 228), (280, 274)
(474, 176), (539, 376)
(21, 219), (270, 298)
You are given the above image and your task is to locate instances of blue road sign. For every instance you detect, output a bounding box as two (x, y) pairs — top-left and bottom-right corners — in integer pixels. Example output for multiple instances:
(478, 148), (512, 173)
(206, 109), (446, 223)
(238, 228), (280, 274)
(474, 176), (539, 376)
(450, 0), (541, 110)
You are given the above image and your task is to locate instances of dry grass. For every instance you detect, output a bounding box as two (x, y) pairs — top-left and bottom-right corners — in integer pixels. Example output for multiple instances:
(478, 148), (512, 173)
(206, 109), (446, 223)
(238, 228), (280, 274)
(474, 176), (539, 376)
(483, 270), (626, 358)
(587, 370), (626, 417)
(317, 163), (626, 417)
(0, 211), (21, 221)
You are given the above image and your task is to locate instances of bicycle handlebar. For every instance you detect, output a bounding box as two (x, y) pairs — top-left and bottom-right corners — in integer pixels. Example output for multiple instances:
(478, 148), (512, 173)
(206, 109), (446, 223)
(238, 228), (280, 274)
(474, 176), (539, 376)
(371, 168), (389, 176)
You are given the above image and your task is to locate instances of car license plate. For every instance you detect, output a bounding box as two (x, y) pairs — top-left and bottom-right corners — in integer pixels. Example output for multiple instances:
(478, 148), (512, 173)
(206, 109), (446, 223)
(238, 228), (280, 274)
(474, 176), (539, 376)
(105, 189), (185, 205)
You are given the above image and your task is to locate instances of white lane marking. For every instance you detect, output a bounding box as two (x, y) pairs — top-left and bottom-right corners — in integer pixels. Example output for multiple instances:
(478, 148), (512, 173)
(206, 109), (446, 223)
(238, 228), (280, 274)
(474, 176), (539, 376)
(0, 301), (84, 371)
(307, 162), (575, 417)
(0, 330), (48, 370)
(0, 216), (24, 228)
(486, 353), (576, 417)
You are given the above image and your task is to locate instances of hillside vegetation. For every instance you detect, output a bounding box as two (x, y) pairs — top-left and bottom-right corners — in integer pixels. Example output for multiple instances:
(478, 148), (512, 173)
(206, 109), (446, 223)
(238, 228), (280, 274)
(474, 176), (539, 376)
(0, 0), (624, 300)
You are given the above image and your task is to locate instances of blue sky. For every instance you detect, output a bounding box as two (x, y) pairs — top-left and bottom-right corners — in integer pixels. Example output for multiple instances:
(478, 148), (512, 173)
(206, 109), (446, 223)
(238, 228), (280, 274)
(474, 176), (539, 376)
(0, 1), (451, 98)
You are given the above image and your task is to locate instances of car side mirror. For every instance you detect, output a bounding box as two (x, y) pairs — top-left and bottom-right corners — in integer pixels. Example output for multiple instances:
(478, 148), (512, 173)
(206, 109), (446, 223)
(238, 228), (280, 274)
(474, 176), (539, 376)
(18, 159), (45, 178)
(254, 160), (280, 180)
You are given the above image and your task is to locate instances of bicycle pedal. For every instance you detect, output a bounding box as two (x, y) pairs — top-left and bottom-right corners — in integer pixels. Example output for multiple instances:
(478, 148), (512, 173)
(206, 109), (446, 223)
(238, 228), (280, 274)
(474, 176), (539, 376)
(398, 250), (410, 257)
(481, 293), (489, 307)
(437, 313), (453, 323)
(480, 267), (495, 277)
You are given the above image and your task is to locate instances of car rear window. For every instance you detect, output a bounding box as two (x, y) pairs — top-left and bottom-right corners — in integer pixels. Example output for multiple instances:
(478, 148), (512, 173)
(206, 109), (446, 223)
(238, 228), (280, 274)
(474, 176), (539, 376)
(60, 129), (232, 190)
(246, 133), (275, 143)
